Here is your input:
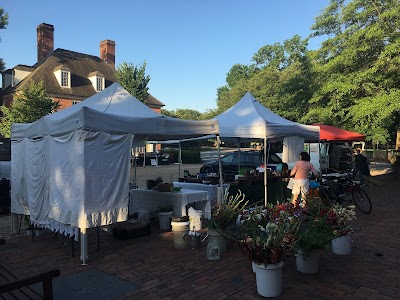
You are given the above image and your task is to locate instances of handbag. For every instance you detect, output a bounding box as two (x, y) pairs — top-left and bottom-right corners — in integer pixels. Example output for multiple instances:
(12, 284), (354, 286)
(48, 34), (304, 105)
(287, 178), (294, 190)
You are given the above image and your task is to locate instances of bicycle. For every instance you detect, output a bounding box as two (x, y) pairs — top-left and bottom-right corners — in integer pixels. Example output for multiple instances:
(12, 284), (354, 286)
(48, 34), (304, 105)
(314, 171), (372, 214)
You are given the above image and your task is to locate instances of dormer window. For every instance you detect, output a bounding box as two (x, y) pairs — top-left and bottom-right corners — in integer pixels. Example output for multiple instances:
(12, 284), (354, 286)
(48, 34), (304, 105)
(61, 70), (69, 87)
(96, 76), (104, 91)
(88, 71), (105, 92)
(53, 65), (71, 88)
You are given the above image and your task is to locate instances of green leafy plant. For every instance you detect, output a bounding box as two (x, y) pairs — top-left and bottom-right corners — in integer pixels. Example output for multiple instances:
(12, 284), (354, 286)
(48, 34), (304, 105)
(238, 167), (256, 176)
(237, 202), (302, 264)
(208, 190), (248, 237)
(297, 198), (335, 259)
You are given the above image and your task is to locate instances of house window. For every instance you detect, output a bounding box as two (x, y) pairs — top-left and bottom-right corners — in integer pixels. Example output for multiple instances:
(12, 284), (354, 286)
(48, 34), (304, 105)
(61, 71), (69, 87)
(72, 100), (80, 105)
(96, 77), (104, 91)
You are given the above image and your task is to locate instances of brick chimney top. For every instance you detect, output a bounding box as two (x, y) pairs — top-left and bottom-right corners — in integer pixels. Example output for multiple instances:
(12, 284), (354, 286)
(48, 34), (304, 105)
(37, 23), (54, 63)
(100, 40), (116, 69)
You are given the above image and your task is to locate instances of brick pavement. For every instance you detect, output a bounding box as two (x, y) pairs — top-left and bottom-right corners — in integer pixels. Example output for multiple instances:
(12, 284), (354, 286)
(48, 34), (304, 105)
(0, 172), (399, 299)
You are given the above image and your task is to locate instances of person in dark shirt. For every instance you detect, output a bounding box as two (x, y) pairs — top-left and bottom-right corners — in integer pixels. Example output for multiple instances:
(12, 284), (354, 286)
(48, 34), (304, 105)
(353, 148), (368, 185)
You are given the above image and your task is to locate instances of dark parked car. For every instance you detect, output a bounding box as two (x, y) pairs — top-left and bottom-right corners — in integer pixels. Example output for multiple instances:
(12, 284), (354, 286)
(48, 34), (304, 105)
(200, 150), (282, 182)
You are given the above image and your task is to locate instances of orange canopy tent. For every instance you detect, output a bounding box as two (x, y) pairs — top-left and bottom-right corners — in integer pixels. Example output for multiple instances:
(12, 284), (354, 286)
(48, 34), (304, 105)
(312, 124), (365, 141)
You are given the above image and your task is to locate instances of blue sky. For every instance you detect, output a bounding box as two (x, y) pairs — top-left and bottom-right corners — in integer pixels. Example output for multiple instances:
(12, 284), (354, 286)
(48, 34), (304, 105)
(1, 1), (329, 112)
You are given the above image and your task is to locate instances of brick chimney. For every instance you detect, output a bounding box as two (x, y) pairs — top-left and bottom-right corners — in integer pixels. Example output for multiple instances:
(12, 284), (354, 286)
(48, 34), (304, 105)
(100, 40), (116, 69)
(37, 23), (54, 63)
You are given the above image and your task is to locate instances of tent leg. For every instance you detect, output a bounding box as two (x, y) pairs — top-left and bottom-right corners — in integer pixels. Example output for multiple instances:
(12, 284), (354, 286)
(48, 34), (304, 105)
(217, 135), (224, 204)
(80, 228), (88, 265)
(178, 142), (182, 177)
(264, 137), (268, 206)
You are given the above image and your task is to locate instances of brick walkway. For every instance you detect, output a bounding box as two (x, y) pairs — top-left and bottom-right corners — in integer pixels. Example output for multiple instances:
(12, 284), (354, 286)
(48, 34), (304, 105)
(1, 172), (399, 299)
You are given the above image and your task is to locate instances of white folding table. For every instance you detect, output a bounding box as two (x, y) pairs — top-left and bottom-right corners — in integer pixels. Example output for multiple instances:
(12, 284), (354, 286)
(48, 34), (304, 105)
(129, 188), (210, 219)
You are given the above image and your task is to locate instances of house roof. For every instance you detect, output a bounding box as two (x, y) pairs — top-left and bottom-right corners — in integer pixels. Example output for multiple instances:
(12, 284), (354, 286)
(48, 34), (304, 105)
(145, 94), (164, 108)
(1, 48), (165, 107)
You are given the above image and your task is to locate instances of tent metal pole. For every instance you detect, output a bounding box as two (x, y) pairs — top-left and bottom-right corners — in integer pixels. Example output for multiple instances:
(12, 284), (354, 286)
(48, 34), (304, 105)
(80, 227), (88, 265)
(143, 147), (146, 167)
(264, 137), (268, 206)
(178, 142), (182, 177)
(155, 143), (159, 166)
(217, 135), (224, 204)
(133, 146), (137, 185)
(237, 139), (241, 171)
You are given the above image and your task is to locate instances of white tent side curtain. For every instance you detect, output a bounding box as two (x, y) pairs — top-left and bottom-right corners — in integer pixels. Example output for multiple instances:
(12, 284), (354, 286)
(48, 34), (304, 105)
(11, 130), (133, 231)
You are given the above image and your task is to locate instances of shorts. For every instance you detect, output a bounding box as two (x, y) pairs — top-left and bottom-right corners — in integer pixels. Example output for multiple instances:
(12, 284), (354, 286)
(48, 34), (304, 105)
(292, 179), (309, 196)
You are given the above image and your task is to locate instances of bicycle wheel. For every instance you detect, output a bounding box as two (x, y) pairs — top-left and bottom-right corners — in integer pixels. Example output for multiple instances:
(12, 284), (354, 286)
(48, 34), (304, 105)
(352, 188), (372, 214)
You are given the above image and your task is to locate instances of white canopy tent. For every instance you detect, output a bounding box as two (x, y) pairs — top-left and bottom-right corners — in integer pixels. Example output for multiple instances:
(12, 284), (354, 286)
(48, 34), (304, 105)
(209, 92), (320, 204)
(11, 83), (219, 263)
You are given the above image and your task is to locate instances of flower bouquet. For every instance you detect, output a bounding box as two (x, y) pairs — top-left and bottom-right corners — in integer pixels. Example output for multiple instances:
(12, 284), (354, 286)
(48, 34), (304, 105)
(236, 202), (302, 297)
(328, 204), (356, 238)
(237, 202), (302, 265)
(329, 204), (356, 255)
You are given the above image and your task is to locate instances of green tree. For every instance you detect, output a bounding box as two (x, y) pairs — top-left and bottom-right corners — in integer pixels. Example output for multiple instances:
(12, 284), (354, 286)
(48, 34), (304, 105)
(116, 61), (150, 102)
(216, 35), (313, 119)
(305, 0), (400, 144)
(0, 81), (59, 137)
(0, 8), (9, 72)
(161, 108), (203, 120)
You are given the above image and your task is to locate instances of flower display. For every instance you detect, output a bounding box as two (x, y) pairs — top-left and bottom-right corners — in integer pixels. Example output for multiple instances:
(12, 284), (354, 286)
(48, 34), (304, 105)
(328, 204), (356, 238)
(296, 198), (335, 259)
(237, 202), (302, 265)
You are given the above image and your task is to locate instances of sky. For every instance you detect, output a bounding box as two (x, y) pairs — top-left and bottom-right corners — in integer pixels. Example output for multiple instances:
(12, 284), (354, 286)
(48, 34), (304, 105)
(1, 0), (330, 113)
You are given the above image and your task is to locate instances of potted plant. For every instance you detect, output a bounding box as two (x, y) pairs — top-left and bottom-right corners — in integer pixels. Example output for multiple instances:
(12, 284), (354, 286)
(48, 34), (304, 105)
(207, 190), (248, 253)
(329, 204), (356, 255)
(238, 167), (256, 177)
(158, 205), (174, 232)
(296, 198), (335, 274)
(237, 202), (302, 297)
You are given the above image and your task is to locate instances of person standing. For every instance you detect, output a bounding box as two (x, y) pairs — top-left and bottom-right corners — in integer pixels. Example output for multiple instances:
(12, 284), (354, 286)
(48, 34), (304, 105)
(290, 151), (319, 206)
(353, 148), (368, 185)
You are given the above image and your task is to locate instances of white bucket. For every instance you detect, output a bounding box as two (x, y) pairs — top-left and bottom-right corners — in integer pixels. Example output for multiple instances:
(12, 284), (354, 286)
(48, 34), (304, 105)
(171, 221), (190, 249)
(296, 249), (320, 274)
(254, 262), (283, 297)
(188, 209), (203, 232)
(332, 235), (352, 255)
(159, 211), (173, 232)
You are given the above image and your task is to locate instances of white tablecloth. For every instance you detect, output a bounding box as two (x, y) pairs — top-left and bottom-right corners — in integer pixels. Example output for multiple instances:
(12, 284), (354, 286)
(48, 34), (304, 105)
(172, 182), (229, 206)
(129, 188), (211, 219)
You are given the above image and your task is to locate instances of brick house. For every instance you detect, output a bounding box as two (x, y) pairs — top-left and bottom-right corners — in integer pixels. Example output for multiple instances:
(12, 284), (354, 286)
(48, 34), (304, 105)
(0, 23), (164, 116)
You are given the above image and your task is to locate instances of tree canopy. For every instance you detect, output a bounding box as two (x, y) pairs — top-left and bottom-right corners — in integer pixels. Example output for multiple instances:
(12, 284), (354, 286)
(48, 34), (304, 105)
(116, 61), (150, 102)
(215, 0), (400, 145)
(0, 81), (60, 137)
(0, 8), (9, 72)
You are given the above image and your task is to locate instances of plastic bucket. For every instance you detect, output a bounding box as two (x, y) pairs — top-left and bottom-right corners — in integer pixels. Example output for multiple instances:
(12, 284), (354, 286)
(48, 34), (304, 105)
(171, 221), (190, 249)
(188, 210), (203, 232)
(159, 211), (173, 232)
(332, 235), (352, 255)
(296, 249), (320, 274)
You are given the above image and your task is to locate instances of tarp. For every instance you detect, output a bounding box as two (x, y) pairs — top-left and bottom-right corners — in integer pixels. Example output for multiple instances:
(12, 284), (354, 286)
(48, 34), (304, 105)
(12, 83), (219, 141)
(312, 124), (365, 141)
(214, 92), (320, 141)
(11, 83), (220, 237)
